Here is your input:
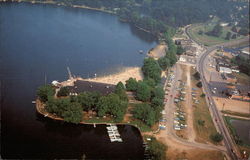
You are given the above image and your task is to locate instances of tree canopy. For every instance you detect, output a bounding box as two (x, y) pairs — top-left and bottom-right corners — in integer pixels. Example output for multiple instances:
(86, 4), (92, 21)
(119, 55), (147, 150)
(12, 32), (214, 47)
(142, 57), (162, 83)
(136, 81), (151, 102)
(37, 85), (55, 102)
(125, 78), (138, 91)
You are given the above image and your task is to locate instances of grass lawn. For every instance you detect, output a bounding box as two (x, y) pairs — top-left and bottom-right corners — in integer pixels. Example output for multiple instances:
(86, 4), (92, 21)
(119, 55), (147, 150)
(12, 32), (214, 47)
(233, 72), (250, 86)
(130, 119), (153, 132)
(188, 21), (243, 46)
(190, 68), (218, 144)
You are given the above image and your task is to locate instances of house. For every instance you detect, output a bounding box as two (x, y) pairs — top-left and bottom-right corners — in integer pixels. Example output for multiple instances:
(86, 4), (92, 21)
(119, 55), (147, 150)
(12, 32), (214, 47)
(179, 55), (186, 62)
(231, 66), (240, 73)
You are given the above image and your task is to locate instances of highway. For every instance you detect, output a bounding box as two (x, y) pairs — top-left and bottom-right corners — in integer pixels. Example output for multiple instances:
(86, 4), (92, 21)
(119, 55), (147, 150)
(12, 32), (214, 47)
(186, 25), (250, 160)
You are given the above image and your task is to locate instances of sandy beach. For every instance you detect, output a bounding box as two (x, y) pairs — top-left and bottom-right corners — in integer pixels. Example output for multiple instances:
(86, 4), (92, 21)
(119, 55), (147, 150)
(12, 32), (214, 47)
(148, 44), (167, 59)
(86, 67), (143, 85)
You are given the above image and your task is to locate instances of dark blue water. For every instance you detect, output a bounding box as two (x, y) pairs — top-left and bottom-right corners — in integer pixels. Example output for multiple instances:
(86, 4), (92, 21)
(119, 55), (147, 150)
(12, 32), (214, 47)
(0, 2), (156, 159)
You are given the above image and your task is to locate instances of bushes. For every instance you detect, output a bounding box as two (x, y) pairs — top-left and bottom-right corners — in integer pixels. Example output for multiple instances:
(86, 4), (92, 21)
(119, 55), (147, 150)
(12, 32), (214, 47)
(46, 97), (83, 124)
(125, 78), (138, 91)
(57, 87), (69, 97)
(142, 57), (162, 83)
(133, 103), (156, 126)
(147, 136), (167, 160)
(196, 81), (202, 88)
(37, 85), (55, 102)
(136, 81), (151, 102)
(193, 72), (201, 80)
(198, 119), (205, 126)
(210, 133), (223, 143)
(158, 57), (170, 70)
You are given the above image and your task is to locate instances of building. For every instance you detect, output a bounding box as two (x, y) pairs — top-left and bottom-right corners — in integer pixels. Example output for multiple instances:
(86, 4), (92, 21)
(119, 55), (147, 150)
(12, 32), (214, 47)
(218, 66), (232, 74)
(179, 55), (186, 62)
(226, 88), (250, 101)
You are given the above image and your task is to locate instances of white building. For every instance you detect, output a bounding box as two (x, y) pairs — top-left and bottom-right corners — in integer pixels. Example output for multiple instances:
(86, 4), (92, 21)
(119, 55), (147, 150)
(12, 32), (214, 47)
(179, 55), (186, 62)
(219, 67), (232, 74)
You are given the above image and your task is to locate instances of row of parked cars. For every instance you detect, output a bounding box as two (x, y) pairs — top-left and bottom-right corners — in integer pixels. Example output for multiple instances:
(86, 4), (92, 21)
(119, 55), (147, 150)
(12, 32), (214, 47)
(192, 88), (200, 104)
(174, 80), (187, 130)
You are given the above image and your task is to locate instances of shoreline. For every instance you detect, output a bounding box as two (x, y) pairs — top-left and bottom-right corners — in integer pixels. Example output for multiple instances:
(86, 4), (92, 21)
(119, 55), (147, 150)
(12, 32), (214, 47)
(86, 67), (143, 85)
(0, 0), (115, 14)
(35, 98), (146, 132)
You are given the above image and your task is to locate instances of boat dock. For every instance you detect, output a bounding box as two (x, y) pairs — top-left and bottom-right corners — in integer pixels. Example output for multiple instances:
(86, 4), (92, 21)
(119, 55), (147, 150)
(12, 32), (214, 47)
(106, 124), (122, 142)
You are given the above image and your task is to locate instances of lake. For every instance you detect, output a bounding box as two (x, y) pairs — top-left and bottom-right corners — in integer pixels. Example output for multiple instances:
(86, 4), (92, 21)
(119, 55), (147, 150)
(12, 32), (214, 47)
(0, 2), (156, 159)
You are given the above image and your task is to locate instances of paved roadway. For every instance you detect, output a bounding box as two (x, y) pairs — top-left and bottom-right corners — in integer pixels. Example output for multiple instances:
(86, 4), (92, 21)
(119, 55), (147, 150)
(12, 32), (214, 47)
(186, 25), (250, 160)
(162, 64), (227, 153)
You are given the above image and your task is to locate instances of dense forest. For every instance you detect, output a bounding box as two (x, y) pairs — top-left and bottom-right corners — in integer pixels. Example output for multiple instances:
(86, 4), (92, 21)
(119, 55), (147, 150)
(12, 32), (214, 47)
(48, 0), (249, 37)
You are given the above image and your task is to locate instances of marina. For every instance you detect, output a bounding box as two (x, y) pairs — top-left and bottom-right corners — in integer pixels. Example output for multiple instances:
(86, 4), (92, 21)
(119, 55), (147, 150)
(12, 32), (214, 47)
(106, 124), (123, 142)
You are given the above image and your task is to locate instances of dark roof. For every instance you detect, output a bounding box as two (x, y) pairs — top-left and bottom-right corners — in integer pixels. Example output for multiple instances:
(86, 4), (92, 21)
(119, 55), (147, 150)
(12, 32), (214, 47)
(225, 73), (236, 79)
(67, 80), (115, 95)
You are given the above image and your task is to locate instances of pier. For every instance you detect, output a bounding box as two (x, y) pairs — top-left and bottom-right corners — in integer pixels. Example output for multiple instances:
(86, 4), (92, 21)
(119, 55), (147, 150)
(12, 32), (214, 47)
(106, 124), (122, 142)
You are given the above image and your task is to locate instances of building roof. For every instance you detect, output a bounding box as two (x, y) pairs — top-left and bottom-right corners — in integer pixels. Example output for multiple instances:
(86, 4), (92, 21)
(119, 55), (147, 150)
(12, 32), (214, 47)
(225, 73), (236, 79)
(219, 66), (232, 73)
(67, 80), (115, 95)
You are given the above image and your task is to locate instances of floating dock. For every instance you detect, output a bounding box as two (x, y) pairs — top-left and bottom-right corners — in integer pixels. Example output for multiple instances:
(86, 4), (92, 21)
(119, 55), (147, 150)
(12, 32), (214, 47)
(106, 124), (122, 142)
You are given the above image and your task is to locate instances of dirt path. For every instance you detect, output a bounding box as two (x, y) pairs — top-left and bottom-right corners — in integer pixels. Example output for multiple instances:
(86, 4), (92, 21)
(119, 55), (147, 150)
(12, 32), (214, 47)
(186, 65), (196, 142)
(157, 64), (227, 159)
(148, 44), (167, 59)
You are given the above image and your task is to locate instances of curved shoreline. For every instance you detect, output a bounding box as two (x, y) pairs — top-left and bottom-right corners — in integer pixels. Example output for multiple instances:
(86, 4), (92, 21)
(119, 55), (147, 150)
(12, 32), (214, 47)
(35, 99), (146, 132)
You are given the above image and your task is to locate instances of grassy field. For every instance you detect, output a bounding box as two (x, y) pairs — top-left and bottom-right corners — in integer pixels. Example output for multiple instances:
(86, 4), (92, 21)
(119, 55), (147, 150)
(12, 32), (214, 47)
(188, 19), (243, 46)
(190, 68), (218, 144)
(168, 149), (225, 160)
(233, 72), (250, 86)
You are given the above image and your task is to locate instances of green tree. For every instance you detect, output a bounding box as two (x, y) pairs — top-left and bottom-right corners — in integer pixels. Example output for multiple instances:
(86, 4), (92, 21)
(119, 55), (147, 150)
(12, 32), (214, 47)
(210, 133), (223, 143)
(37, 85), (55, 102)
(158, 57), (170, 70)
(225, 32), (232, 40)
(143, 78), (156, 88)
(176, 45), (185, 55)
(198, 119), (205, 126)
(206, 24), (223, 37)
(115, 81), (128, 101)
(136, 81), (151, 102)
(196, 81), (202, 88)
(62, 102), (83, 124)
(193, 72), (201, 80)
(147, 136), (167, 160)
(142, 57), (162, 83)
(151, 97), (164, 109)
(125, 77), (138, 91)
(152, 86), (164, 100)
(97, 96), (110, 117)
(57, 87), (69, 97)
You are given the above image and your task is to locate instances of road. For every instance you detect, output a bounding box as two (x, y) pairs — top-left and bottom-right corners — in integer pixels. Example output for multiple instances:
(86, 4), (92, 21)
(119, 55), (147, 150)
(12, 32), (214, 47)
(161, 64), (227, 153)
(186, 25), (250, 160)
